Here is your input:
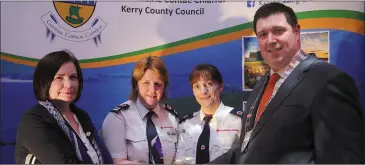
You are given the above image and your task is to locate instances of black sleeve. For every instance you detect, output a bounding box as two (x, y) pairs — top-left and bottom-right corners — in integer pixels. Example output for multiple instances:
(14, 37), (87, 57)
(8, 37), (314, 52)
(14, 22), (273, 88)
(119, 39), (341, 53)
(16, 112), (82, 164)
(311, 72), (365, 163)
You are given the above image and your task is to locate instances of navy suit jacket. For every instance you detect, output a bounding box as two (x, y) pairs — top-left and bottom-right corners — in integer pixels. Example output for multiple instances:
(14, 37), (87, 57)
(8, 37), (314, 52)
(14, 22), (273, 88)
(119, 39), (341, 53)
(210, 55), (365, 163)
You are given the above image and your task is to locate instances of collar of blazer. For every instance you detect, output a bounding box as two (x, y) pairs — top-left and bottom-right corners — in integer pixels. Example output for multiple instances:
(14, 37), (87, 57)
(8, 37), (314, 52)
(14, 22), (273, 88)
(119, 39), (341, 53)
(40, 103), (95, 138)
(70, 104), (94, 136)
(242, 55), (318, 146)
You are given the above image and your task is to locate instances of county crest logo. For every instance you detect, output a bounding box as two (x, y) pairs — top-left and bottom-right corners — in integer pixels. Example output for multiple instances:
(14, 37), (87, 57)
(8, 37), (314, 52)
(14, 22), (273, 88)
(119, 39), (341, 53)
(40, 1), (107, 46)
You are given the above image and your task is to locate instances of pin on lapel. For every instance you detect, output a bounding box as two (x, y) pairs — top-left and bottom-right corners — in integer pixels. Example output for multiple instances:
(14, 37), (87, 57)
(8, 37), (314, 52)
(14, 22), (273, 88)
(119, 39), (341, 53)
(86, 132), (91, 137)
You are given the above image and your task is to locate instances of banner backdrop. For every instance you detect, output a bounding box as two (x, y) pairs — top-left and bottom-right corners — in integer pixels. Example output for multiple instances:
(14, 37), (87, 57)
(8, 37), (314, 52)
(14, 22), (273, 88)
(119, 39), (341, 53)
(1, 1), (364, 163)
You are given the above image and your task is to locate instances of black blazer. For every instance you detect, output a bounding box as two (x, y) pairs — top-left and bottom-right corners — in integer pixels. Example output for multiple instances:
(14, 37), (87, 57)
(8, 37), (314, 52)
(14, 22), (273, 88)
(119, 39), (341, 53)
(14, 103), (112, 164)
(211, 55), (365, 163)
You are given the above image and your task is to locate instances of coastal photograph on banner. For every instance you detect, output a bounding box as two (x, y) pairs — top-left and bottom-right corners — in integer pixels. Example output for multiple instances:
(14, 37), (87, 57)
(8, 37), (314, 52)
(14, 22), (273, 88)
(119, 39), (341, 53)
(242, 31), (330, 91)
(301, 31), (330, 62)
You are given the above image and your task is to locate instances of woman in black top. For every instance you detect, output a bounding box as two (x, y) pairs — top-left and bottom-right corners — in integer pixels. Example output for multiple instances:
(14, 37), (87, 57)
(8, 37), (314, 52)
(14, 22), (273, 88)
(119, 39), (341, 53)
(14, 50), (112, 164)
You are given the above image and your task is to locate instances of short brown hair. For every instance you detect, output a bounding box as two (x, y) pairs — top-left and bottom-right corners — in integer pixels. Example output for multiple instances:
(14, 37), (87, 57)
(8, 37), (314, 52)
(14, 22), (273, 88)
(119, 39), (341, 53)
(189, 64), (223, 86)
(129, 56), (169, 101)
(253, 2), (298, 34)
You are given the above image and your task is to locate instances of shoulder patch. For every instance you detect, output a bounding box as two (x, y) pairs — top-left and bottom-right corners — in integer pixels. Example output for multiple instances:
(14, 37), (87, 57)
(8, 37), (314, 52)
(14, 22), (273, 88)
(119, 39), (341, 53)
(162, 103), (179, 118)
(178, 113), (195, 124)
(110, 104), (130, 113)
(230, 108), (244, 118)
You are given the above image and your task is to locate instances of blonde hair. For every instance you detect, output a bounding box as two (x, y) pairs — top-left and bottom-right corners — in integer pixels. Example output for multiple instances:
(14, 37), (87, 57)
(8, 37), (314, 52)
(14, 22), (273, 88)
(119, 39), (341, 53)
(128, 56), (169, 101)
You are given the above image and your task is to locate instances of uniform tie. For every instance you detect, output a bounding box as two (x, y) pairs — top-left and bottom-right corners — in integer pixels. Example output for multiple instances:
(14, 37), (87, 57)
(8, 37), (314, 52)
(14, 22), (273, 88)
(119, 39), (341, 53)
(256, 73), (280, 122)
(146, 111), (164, 164)
(196, 115), (213, 164)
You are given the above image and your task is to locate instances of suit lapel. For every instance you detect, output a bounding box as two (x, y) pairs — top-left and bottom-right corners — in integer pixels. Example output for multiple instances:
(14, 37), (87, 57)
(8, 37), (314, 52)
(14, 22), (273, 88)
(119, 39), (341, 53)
(240, 75), (269, 141)
(249, 55), (318, 142)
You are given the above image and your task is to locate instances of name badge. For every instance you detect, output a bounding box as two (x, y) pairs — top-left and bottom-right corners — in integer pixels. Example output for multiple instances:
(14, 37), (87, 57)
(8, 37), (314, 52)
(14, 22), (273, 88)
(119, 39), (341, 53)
(241, 130), (252, 152)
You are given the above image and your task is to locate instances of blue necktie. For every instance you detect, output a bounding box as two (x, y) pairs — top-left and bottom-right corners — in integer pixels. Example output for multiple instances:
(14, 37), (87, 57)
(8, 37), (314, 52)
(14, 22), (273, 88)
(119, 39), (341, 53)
(196, 115), (213, 164)
(146, 111), (164, 164)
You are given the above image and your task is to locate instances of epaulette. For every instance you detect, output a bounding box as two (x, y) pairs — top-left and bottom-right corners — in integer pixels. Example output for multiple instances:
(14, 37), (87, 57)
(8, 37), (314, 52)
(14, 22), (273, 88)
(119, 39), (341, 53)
(229, 108), (244, 118)
(110, 104), (130, 113)
(162, 103), (179, 118)
(178, 112), (195, 124)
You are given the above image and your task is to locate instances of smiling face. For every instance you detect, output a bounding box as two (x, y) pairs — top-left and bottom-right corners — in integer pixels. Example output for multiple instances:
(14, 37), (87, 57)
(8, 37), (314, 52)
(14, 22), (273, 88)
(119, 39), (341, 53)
(189, 64), (224, 114)
(137, 69), (165, 109)
(192, 77), (223, 112)
(48, 62), (79, 103)
(256, 13), (301, 72)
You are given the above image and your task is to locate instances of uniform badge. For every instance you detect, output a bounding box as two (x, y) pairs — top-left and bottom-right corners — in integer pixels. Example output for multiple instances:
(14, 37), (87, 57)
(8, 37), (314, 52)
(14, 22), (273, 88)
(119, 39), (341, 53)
(162, 103), (172, 110)
(110, 103), (130, 113)
(162, 103), (179, 118)
(178, 113), (195, 124)
(230, 108), (244, 117)
(201, 145), (206, 150)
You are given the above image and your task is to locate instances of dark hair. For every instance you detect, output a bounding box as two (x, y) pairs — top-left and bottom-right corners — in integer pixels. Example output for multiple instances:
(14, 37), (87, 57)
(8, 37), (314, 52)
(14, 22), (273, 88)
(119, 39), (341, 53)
(33, 50), (83, 102)
(189, 64), (223, 86)
(253, 2), (298, 34)
(129, 56), (169, 101)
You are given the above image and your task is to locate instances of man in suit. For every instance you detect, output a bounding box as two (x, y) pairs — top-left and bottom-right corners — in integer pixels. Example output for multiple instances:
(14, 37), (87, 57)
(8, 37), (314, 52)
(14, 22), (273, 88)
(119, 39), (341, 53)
(210, 2), (365, 164)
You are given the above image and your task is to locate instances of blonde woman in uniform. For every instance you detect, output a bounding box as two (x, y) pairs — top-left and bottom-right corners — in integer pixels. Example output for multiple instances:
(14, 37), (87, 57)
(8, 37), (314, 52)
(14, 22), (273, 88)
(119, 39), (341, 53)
(102, 56), (180, 164)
